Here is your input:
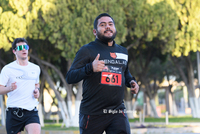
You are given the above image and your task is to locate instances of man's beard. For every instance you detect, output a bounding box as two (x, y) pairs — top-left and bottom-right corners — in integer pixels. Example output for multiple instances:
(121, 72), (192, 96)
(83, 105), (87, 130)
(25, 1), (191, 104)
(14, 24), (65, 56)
(97, 30), (117, 43)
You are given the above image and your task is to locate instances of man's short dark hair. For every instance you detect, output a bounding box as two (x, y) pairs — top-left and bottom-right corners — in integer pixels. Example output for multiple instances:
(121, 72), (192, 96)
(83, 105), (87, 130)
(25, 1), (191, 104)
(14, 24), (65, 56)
(12, 38), (28, 50)
(93, 13), (115, 30)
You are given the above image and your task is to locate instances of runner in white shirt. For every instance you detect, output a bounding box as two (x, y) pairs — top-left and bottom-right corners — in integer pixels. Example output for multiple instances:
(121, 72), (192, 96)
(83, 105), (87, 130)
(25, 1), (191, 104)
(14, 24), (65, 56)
(0, 38), (41, 134)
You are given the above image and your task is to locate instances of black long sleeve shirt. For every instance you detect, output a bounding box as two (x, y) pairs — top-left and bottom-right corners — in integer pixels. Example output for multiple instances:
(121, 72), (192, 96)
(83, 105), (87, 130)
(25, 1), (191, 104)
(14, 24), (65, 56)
(66, 39), (135, 115)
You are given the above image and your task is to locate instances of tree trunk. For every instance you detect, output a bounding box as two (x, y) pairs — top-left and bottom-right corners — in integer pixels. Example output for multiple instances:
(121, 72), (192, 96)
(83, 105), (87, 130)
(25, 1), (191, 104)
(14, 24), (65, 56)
(0, 95), (5, 126)
(142, 78), (159, 118)
(72, 81), (83, 127)
(43, 66), (70, 127)
(165, 87), (174, 115)
(31, 55), (70, 127)
(185, 56), (200, 118)
(38, 103), (44, 127)
(31, 54), (76, 122)
(149, 99), (159, 118)
(0, 58), (6, 126)
(189, 97), (199, 118)
(65, 59), (74, 125)
(165, 71), (173, 116)
(143, 91), (151, 116)
(30, 54), (73, 101)
(132, 100), (138, 118)
(172, 98), (178, 116)
(124, 87), (134, 119)
(58, 101), (70, 127)
(38, 75), (46, 127)
(165, 88), (169, 114)
(171, 55), (199, 118)
(137, 73), (160, 118)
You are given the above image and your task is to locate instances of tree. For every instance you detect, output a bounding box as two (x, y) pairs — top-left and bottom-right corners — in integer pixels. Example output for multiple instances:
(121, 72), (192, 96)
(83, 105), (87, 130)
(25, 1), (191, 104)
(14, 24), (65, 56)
(121, 0), (178, 117)
(141, 0), (200, 118)
(168, 0), (200, 118)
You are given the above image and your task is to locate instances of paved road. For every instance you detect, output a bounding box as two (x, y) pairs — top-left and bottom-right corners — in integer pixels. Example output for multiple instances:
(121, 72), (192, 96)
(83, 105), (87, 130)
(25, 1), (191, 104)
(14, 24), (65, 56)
(1, 122), (200, 134)
(130, 122), (200, 134)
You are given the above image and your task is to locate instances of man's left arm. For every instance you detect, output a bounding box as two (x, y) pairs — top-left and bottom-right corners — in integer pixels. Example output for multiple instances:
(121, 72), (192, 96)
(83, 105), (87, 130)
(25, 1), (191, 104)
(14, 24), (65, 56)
(33, 83), (40, 99)
(33, 66), (41, 99)
(124, 66), (139, 94)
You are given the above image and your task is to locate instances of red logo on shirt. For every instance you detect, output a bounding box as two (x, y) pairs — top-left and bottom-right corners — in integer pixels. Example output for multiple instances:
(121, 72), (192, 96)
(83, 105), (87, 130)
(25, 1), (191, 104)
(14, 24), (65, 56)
(110, 52), (117, 59)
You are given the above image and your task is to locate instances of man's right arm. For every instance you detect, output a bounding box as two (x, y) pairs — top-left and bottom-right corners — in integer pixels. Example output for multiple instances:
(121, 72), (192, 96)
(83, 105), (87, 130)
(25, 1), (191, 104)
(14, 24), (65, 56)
(0, 66), (17, 94)
(66, 46), (93, 84)
(0, 85), (14, 95)
(0, 67), (12, 94)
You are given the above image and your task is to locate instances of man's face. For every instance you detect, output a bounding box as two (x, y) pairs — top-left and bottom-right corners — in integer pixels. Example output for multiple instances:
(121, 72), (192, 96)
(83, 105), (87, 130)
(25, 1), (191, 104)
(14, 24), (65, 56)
(94, 16), (117, 43)
(13, 42), (29, 60)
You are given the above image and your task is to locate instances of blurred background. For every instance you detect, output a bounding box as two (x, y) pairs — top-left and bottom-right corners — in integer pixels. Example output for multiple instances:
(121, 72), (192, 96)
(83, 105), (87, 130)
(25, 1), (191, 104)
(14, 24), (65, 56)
(0, 0), (200, 129)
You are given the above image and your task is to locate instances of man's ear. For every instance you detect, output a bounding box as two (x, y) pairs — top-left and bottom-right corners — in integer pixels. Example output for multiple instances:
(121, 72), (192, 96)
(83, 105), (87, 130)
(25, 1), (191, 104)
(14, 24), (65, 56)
(93, 29), (97, 36)
(13, 50), (16, 55)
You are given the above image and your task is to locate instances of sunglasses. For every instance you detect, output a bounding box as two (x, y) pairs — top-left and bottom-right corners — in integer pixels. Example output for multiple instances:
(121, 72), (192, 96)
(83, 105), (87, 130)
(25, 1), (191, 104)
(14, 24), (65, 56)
(15, 45), (29, 51)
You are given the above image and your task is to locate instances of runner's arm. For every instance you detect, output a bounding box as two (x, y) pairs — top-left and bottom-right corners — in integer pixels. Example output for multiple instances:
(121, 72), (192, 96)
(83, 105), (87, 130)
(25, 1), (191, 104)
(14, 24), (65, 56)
(124, 66), (136, 87)
(0, 85), (14, 95)
(33, 83), (40, 99)
(66, 46), (93, 84)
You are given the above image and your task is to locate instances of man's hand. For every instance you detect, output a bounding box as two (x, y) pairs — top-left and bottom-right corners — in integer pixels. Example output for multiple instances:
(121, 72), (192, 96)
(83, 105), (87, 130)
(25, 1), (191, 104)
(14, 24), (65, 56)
(33, 88), (40, 99)
(130, 80), (139, 94)
(9, 82), (17, 92)
(92, 54), (105, 72)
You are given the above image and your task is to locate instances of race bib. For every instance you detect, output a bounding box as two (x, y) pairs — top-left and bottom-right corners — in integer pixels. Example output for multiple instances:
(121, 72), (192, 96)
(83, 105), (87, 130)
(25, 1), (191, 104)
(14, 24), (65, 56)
(100, 65), (122, 86)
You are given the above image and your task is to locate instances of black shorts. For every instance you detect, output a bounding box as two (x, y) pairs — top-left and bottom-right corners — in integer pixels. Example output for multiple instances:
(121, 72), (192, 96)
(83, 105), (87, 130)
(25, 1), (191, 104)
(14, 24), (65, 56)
(79, 110), (130, 134)
(6, 107), (40, 134)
